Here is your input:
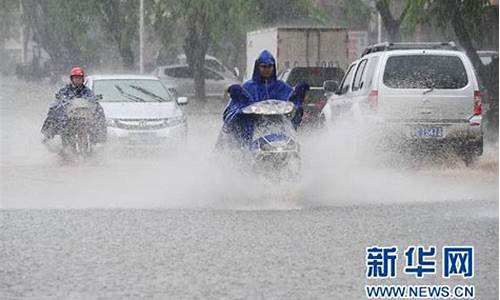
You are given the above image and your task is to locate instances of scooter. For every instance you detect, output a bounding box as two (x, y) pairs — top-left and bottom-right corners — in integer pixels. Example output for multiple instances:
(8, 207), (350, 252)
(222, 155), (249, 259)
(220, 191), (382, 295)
(244, 100), (301, 178)
(216, 85), (303, 179)
(60, 97), (101, 159)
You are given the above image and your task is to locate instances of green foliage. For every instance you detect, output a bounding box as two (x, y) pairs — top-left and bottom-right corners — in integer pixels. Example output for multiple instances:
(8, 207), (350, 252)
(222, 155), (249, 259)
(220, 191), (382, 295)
(425, 0), (489, 28)
(426, 0), (495, 48)
(149, 0), (322, 100)
(400, 0), (428, 34)
(13, 0), (341, 77)
(21, 0), (102, 70)
(395, 0), (497, 98)
(97, 0), (139, 69)
(152, 0), (323, 53)
(399, 0), (497, 49)
(321, 0), (371, 30)
(248, 0), (325, 27)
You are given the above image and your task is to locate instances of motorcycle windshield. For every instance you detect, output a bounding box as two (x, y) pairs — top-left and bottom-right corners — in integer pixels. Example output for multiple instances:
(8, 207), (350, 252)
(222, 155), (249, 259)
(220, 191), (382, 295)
(64, 98), (98, 119)
(252, 115), (296, 142)
(242, 100), (295, 115)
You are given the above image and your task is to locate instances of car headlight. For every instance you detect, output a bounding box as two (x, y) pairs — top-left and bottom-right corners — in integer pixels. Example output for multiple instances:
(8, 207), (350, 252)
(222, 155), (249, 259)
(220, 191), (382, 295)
(166, 116), (186, 127)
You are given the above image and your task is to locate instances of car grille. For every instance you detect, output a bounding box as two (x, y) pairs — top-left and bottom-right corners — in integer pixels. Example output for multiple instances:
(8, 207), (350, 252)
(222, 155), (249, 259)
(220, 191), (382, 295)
(115, 118), (169, 130)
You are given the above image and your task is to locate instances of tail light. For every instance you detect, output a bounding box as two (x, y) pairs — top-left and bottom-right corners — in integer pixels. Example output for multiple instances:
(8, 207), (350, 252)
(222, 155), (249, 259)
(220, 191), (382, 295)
(473, 90), (482, 115)
(368, 90), (378, 111)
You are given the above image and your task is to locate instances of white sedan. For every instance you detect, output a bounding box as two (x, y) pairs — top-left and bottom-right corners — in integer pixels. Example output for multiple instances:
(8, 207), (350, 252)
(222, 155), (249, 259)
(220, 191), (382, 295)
(86, 75), (188, 146)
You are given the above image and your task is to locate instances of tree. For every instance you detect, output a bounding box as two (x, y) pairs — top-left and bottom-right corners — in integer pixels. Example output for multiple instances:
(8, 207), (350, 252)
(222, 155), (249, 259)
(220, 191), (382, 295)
(400, 0), (498, 139)
(252, 0), (324, 26)
(425, 0), (499, 139)
(403, 0), (498, 98)
(150, 0), (181, 66)
(181, 0), (259, 102)
(182, 2), (211, 102)
(0, 0), (21, 74)
(375, 0), (413, 42)
(152, 0), (322, 102)
(317, 0), (371, 30)
(377, 0), (497, 88)
(98, 0), (139, 70)
(21, 0), (101, 73)
(0, 0), (19, 49)
(151, 0), (254, 101)
(424, 0), (494, 72)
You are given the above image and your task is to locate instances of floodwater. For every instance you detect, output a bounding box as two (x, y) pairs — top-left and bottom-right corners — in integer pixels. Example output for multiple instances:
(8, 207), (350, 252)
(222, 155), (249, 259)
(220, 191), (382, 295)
(1, 77), (498, 299)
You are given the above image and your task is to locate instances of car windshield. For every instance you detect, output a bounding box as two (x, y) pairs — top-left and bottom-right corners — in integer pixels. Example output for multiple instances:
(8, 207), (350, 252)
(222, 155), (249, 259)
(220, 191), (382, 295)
(93, 79), (174, 102)
(383, 55), (468, 89)
(286, 67), (344, 87)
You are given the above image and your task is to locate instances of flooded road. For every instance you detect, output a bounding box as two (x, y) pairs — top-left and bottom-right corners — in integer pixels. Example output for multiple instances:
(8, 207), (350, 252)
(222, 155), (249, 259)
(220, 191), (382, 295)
(1, 77), (498, 299)
(2, 203), (498, 299)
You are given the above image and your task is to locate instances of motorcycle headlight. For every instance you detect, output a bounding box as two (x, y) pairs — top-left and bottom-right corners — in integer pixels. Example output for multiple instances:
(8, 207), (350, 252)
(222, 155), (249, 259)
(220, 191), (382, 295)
(259, 141), (274, 151)
(166, 116), (186, 127)
(259, 139), (297, 152)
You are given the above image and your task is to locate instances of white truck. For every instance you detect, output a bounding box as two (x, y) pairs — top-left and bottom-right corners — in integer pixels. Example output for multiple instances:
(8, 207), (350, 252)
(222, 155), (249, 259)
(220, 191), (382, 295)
(246, 27), (349, 79)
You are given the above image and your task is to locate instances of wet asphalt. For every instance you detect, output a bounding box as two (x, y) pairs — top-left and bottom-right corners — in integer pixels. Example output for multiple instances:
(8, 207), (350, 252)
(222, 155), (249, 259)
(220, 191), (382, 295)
(1, 77), (498, 299)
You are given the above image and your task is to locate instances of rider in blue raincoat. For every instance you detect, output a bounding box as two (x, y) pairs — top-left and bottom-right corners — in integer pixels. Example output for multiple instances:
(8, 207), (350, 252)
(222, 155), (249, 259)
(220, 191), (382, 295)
(218, 50), (308, 149)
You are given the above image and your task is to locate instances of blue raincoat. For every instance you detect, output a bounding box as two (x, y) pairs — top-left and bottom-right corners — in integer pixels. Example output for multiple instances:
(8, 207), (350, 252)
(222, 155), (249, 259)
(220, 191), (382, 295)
(56, 83), (96, 100)
(218, 50), (307, 149)
(242, 50), (293, 102)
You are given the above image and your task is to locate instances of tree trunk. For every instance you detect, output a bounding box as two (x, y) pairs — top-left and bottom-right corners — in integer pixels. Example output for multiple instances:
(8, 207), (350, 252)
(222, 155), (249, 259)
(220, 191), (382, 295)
(183, 11), (210, 102)
(102, 0), (136, 70)
(451, 9), (483, 75)
(119, 37), (135, 70)
(375, 0), (413, 42)
(450, 3), (498, 141)
(21, 1), (63, 70)
(375, 0), (402, 42)
(450, 5), (495, 93)
(191, 53), (206, 102)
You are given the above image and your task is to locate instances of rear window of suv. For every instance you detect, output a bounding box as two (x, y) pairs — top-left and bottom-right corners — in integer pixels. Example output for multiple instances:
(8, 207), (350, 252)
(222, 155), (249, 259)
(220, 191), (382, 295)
(383, 55), (468, 89)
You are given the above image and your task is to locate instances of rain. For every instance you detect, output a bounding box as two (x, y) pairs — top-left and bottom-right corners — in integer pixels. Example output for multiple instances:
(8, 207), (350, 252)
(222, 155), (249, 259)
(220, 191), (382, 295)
(1, 0), (498, 299)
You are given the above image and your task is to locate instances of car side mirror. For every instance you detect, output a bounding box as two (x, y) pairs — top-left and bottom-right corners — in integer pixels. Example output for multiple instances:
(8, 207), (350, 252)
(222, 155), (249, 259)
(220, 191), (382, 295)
(323, 80), (339, 93)
(177, 96), (188, 105)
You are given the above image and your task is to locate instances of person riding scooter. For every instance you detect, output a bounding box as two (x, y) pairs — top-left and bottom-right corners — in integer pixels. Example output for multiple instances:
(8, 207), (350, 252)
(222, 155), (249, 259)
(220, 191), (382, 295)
(217, 50), (309, 149)
(41, 66), (106, 144)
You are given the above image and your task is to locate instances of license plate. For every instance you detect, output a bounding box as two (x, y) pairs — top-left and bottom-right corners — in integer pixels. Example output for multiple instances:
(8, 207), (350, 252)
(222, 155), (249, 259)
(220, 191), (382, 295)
(415, 127), (443, 138)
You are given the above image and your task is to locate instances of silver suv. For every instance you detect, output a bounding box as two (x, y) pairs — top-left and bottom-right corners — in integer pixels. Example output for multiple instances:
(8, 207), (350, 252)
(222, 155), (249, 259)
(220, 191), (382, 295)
(323, 42), (483, 164)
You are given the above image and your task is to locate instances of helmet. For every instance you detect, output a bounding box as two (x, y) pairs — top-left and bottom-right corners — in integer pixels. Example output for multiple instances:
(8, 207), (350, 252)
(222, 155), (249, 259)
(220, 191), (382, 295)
(70, 66), (85, 77)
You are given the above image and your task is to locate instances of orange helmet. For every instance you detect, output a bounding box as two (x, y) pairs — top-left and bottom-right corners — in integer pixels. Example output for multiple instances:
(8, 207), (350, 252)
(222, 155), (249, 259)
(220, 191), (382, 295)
(70, 66), (85, 77)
